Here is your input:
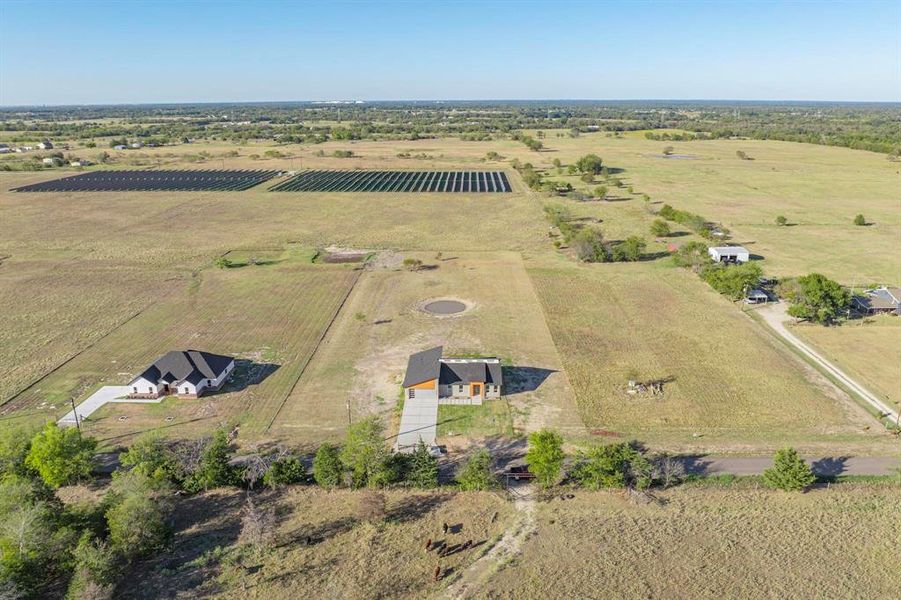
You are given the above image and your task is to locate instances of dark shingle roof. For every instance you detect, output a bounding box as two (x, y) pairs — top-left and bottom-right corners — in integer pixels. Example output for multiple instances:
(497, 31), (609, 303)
(402, 346), (443, 387)
(133, 350), (233, 385)
(440, 361), (503, 385)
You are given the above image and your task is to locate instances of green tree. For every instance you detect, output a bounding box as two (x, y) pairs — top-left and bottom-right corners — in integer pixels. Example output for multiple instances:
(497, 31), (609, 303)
(263, 455), (306, 488)
(775, 215), (788, 226)
(184, 427), (237, 493)
(571, 442), (655, 490)
(312, 443), (344, 488)
(650, 219), (671, 237)
(701, 262), (763, 300)
(119, 433), (173, 481)
(593, 185), (608, 200)
(340, 417), (392, 488)
(456, 449), (496, 491)
(0, 425), (36, 478)
(407, 440), (439, 488)
(784, 273), (850, 324)
(214, 256), (232, 269)
(763, 447), (816, 491)
(853, 214), (866, 226)
(610, 236), (646, 262)
(66, 533), (119, 598)
(575, 154), (603, 174)
(24, 423), (97, 488)
(571, 227), (608, 263)
(580, 172), (595, 184)
(106, 472), (170, 559)
(525, 429), (565, 488)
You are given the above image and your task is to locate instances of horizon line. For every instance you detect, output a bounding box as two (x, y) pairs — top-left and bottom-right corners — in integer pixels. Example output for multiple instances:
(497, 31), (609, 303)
(2, 98), (901, 109)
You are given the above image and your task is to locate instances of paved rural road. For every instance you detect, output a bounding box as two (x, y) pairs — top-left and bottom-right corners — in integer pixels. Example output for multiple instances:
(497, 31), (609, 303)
(678, 455), (901, 477)
(756, 303), (900, 424)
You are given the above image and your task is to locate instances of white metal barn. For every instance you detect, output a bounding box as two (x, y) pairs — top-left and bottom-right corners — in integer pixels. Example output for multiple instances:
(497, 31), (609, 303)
(708, 246), (750, 264)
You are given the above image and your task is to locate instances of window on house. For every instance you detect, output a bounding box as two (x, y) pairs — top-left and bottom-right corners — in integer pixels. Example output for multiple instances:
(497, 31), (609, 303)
(147, 387), (153, 394)
(184, 387), (189, 394)
(133, 387), (137, 394)
(457, 385), (465, 393)
(408, 388), (415, 399)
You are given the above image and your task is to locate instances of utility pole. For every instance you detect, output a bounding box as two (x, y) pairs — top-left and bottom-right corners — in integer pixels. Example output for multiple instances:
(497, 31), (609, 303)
(70, 398), (80, 431)
(346, 400), (352, 426)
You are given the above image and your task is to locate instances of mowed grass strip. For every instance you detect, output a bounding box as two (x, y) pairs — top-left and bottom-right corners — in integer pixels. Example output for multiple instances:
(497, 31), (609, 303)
(485, 484), (901, 599)
(527, 260), (875, 447)
(8, 260), (358, 438)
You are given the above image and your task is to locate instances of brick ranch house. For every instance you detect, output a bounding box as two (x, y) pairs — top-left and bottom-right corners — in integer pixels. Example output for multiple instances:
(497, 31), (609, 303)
(128, 350), (235, 399)
(402, 346), (503, 405)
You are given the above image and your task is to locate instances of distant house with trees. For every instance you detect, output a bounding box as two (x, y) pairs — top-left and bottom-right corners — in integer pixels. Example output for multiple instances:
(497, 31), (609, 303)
(708, 246), (750, 264)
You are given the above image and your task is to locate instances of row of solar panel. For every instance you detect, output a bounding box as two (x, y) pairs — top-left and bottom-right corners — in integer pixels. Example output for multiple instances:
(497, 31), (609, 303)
(270, 170), (512, 193)
(12, 170), (281, 192)
(11, 170), (512, 193)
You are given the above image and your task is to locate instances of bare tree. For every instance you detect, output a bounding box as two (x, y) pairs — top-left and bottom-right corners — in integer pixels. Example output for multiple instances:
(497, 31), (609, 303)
(241, 494), (276, 556)
(654, 454), (685, 489)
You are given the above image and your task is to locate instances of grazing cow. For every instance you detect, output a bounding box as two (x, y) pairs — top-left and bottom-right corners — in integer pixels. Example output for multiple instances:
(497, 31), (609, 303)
(426, 538), (432, 551)
(442, 522), (449, 535)
(434, 565), (441, 581)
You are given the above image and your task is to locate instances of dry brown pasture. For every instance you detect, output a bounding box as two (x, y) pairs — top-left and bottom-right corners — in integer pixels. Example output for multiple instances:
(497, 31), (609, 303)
(5, 248), (359, 443)
(484, 483), (901, 599)
(1, 133), (899, 452)
(103, 483), (901, 599)
(791, 314), (901, 411)
(526, 255), (896, 455)
(269, 251), (585, 444)
(117, 487), (514, 600)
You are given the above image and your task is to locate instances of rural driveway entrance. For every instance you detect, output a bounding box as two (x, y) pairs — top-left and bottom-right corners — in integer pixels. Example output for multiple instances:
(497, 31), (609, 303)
(395, 396), (438, 452)
(756, 303), (899, 424)
(58, 385), (160, 426)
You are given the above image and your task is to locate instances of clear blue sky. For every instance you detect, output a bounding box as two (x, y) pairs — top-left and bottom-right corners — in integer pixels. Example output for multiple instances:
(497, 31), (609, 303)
(1, 0), (898, 105)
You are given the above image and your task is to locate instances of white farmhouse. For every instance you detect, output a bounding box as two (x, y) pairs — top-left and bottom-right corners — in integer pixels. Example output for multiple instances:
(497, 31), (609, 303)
(129, 350), (235, 398)
(708, 246), (750, 264)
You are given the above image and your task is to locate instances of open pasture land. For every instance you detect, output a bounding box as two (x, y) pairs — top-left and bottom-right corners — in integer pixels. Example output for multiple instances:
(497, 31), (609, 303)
(526, 257), (896, 454)
(270, 170), (512, 192)
(6, 255), (358, 442)
(270, 251), (585, 443)
(119, 487), (514, 600)
(484, 484), (901, 599)
(513, 132), (900, 283)
(791, 315), (901, 411)
(11, 169), (280, 192)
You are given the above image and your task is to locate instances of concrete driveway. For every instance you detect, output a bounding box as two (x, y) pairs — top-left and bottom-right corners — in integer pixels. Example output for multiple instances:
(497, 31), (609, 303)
(395, 396), (438, 452)
(58, 385), (160, 426)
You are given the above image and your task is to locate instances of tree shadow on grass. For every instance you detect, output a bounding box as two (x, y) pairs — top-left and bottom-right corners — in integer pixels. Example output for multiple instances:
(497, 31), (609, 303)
(388, 491), (454, 524)
(117, 490), (246, 599)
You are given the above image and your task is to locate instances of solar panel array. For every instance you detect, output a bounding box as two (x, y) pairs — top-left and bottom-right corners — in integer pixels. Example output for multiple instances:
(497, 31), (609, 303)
(11, 170), (279, 192)
(269, 170), (512, 193)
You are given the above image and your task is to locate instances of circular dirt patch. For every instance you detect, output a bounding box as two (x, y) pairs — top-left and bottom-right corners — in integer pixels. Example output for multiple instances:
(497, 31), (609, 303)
(423, 300), (467, 315)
